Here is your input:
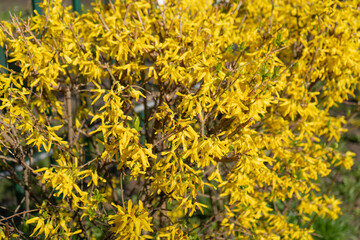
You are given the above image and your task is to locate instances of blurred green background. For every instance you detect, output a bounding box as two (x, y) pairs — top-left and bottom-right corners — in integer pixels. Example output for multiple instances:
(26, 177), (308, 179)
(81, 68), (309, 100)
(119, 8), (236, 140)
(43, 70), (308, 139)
(0, 0), (93, 20)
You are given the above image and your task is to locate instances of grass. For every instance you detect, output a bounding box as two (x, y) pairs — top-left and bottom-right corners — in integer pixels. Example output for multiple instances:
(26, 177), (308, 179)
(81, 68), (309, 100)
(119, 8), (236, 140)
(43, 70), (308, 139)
(311, 123), (360, 239)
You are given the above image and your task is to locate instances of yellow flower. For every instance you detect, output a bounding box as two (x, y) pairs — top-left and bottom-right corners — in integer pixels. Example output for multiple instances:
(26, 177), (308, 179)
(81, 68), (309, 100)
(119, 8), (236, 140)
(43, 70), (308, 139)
(109, 200), (153, 239)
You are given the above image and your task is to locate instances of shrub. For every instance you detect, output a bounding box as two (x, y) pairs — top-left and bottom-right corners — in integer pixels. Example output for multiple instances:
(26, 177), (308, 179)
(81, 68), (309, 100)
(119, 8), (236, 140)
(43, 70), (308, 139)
(0, 0), (359, 239)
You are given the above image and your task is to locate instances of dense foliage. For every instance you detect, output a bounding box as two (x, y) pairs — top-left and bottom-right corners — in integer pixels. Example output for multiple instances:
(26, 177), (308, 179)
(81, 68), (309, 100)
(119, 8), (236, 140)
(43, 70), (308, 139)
(0, 0), (359, 239)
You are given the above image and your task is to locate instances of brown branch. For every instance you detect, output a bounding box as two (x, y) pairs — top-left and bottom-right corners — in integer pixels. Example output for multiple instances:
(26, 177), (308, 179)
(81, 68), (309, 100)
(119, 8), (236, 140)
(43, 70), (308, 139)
(66, 87), (74, 147)
(11, 13), (38, 75)
(214, 149), (251, 163)
(0, 155), (17, 163)
(305, 47), (319, 83)
(95, 11), (111, 33)
(161, 4), (168, 35)
(0, 209), (39, 223)
(23, 22), (43, 47)
(179, 16), (183, 38)
(0, 132), (15, 147)
(268, 0), (274, 34)
(168, 15), (176, 33)
(120, 172), (125, 207)
(153, 126), (189, 147)
(123, 4), (131, 26)
(238, 12), (247, 31)
(24, 168), (30, 218)
(199, 112), (205, 137)
(136, 10), (145, 31)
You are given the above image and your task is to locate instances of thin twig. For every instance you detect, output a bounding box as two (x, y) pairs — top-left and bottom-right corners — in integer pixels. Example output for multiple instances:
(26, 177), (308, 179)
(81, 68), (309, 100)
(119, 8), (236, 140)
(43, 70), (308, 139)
(120, 172), (125, 207)
(0, 209), (39, 223)
(11, 13), (37, 75)
(95, 11), (111, 32)
(66, 87), (74, 147)
(136, 10), (145, 31)
(238, 12), (247, 31)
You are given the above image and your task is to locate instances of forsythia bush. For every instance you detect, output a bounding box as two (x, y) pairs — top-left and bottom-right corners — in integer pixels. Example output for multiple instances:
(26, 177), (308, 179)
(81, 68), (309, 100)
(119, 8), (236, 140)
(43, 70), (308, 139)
(0, 0), (359, 239)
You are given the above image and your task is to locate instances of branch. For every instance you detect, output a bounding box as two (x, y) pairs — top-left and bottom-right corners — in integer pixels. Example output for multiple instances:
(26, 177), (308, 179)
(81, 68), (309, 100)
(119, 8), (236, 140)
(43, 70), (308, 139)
(66, 87), (74, 147)
(0, 209), (39, 223)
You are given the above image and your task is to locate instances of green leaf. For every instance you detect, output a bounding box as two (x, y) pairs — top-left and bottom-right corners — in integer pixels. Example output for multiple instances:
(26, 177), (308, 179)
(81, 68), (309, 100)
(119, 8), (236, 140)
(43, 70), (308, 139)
(215, 62), (222, 73)
(133, 115), (141, 131)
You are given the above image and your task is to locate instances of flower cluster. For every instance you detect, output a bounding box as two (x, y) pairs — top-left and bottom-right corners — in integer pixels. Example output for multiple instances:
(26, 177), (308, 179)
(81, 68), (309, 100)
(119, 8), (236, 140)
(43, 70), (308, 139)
(0, 0), (358, 239)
